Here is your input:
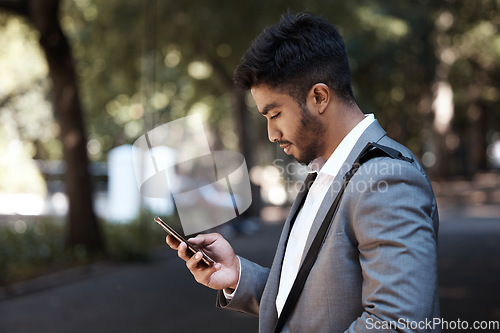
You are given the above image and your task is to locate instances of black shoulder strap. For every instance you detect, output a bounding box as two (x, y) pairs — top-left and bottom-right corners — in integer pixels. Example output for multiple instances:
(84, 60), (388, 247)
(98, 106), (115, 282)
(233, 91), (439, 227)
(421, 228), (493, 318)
(362, 142), (414, 164)
(273, 142), (413, 333)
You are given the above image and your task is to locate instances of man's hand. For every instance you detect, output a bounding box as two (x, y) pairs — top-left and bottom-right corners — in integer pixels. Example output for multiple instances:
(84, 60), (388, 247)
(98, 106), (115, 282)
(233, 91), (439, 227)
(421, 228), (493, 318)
(166, 233), (240, 292)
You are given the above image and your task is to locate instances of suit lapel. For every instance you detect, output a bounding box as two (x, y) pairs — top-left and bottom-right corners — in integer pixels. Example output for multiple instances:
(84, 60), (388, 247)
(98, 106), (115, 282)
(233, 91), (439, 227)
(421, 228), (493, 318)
(299, 120), (387, 264)
(259, 172), (316, 329)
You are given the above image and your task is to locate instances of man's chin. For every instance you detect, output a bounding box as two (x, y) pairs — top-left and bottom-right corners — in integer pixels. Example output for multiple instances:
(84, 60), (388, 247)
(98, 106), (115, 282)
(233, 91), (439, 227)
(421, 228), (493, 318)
(291, 145), (318, 165)
(294, 154), (315, 165)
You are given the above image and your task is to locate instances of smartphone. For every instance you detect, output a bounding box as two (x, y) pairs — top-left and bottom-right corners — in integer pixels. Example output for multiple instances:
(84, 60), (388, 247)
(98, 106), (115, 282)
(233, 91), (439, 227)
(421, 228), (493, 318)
(154, 216), (215, 266)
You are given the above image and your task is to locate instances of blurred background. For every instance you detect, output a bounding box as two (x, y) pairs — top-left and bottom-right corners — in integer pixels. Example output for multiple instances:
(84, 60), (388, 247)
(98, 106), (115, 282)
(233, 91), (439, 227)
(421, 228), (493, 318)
(0, 0), (499, 332)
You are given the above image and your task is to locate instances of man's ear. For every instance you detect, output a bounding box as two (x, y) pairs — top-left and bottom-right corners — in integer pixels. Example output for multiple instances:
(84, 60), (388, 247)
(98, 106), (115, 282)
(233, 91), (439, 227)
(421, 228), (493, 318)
(308, 83), (330, 114)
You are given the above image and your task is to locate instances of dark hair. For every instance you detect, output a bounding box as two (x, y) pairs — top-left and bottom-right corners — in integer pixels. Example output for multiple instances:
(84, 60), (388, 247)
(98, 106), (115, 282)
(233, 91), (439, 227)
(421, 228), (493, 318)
(234, 12), (354, 105)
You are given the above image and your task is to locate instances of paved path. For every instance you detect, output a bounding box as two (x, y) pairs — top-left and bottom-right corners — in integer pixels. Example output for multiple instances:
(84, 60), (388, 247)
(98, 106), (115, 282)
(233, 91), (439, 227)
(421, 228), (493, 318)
(437, 204), (500, 329)
(0, 223), (282, 333)
(1, 204), (500, 333)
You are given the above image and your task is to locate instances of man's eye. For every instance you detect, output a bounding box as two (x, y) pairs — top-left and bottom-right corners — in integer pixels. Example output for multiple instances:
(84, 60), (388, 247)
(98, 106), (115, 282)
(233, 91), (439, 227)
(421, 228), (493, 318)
(270, 112), (280, 120)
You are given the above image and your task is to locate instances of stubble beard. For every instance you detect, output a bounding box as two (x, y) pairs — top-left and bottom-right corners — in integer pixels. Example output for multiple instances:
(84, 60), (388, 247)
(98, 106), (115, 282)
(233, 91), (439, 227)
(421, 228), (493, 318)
(293, 105), (326, 165)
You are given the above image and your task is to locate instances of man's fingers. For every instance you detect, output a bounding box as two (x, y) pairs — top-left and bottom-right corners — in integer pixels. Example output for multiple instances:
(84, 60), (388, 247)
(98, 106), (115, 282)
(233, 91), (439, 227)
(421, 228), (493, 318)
(187, 233), (219, 246)
(186, 251), (204, 270)
(166, 235), (180, 249)
(186, 252), (221, 286)
(177, 242), (194, 262)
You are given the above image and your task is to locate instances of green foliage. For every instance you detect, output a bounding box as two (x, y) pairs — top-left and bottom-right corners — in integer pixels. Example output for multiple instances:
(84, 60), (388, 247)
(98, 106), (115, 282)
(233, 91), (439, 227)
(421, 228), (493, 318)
(3, 0), (499, 174)
(103, 211), (177, 262)
(0, 14), (59, 192)
(0, 214), (173, 286)
(0, 218), (75, 285)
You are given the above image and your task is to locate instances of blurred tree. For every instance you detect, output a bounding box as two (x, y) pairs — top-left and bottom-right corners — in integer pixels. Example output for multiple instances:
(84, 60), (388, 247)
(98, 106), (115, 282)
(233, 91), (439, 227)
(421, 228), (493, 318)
(60, 0), (499, 178)
(2, 0), (499, 224)
(0, 0), (104, 253)
(431, 0), (500, 177)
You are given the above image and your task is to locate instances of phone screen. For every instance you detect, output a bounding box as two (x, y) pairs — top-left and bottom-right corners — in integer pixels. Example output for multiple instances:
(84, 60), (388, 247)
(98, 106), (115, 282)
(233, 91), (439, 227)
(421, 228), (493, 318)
(154, 216), (215, 266)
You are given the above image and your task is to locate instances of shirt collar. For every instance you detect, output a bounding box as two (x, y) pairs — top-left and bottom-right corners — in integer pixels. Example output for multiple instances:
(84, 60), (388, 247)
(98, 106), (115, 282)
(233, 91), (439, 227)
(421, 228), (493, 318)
(316, 114), (375, 177)
(306, 156), (327, 173)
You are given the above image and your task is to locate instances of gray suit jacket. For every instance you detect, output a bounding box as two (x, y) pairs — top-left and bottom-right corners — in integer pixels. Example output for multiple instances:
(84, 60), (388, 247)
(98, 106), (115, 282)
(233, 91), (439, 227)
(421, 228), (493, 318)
(217, 121), (440, 332)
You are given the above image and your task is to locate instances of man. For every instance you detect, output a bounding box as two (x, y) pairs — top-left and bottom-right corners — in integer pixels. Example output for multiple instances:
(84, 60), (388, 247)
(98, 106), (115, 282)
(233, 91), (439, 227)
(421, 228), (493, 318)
(167, 12), (440, 332)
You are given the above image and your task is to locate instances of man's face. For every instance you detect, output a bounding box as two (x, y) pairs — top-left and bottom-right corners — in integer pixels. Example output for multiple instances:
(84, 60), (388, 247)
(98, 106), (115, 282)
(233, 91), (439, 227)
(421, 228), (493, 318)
(251, 85), (325, 165)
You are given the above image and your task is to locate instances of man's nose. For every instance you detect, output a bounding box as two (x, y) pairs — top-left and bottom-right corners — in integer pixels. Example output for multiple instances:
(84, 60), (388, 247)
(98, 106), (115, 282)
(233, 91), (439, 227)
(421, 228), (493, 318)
(267, 122), (281, 142)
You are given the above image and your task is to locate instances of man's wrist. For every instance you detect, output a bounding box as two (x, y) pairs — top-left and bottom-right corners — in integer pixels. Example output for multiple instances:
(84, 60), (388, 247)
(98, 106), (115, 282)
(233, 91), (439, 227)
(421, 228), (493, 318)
(222, 256), (241, 299)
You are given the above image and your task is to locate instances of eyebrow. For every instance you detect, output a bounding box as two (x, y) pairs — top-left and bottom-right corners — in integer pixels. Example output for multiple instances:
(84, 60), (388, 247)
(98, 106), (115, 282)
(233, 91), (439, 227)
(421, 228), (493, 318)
(260, 102), (281, 116)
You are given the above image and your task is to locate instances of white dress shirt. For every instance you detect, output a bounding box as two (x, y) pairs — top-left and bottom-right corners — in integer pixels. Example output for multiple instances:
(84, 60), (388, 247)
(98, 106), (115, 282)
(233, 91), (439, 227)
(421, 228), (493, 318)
(275, 114), (375, 316)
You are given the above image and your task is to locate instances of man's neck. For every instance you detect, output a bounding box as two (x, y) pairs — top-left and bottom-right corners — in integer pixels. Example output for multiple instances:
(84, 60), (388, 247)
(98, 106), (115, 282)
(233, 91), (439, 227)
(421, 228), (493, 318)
(321, 104), (365, 160)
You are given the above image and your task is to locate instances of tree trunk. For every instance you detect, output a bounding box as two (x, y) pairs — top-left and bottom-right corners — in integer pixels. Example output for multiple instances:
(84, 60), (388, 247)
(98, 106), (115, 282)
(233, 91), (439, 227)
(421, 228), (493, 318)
(209, 57), (262, 216)
(0, 0), (105, 253)
(233, 88), (262, 216)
